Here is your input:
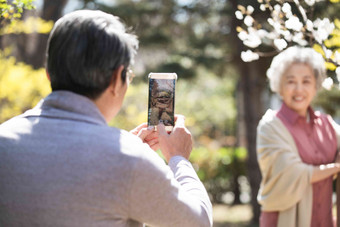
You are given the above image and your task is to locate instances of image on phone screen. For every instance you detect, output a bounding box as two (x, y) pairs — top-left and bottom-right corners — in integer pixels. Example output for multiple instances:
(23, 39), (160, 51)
(148, 73), (176, 131)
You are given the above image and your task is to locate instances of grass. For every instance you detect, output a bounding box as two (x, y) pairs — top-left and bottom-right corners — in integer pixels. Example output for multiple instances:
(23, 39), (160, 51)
(213, 204), (338, 227)
(213, 204), (258, 227)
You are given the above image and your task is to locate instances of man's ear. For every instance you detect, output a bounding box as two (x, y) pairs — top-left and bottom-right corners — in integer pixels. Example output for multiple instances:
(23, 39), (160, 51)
(109, 65), (125, 96)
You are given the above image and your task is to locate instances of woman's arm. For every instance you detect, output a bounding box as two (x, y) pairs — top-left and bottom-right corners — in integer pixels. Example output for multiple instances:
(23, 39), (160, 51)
(311, 163), (340, 183)
(311, 151), (340, 183)
(311, 117), (340, 183)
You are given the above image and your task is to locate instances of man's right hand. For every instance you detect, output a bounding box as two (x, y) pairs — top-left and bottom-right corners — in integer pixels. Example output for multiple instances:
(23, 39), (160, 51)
(157, 115), (193, 162)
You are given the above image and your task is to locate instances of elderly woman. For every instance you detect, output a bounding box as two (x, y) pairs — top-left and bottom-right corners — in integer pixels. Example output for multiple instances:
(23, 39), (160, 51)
(257, 46), (340, 227)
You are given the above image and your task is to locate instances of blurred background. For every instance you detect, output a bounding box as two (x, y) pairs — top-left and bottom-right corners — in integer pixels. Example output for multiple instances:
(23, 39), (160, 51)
(1, 0), (340, 226)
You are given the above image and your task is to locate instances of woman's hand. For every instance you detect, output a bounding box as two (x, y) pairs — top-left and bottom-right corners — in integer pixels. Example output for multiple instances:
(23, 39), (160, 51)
(311, 151), (340, 183)
(130, 123), (160, 151)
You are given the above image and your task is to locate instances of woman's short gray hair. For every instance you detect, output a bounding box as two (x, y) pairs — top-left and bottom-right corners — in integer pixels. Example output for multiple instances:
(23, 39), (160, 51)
(266, 46), (326, 94)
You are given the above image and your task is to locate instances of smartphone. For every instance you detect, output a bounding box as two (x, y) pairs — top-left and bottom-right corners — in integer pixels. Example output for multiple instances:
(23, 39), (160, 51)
(147, 72), (177, 132)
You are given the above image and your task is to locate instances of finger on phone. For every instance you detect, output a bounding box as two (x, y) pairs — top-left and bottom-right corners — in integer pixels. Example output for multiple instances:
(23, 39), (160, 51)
(130, 123), (148, 135)
(136, 123), (148, 131)
(157, 123), (168, 136)
(137, 128), (154, 140)
(144, 132), (158, 142)
(174, 115), (185, 127)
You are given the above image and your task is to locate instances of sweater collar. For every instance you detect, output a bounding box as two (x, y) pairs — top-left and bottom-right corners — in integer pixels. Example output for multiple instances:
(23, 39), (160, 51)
(23, 91), (107, 125)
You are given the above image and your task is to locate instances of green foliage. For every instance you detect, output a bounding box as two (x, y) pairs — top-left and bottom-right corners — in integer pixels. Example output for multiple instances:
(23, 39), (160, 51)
(0, 16), (54, 35)
(313, 87), (340, 118)
(190, 146), (247, 203)
(0, 50), (51, 122)
(0, 0), (44, 37)
(109, 81), (148, 130)
(95, 0), (233, 80)
(0, 0), (35, 24)
(176, 68), (237, 145)
(156, 61), (196, 80)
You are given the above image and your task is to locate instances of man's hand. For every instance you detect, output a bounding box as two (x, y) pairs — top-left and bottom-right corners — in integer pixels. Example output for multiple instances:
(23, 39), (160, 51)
(130, 123), (159, 151)
(157, 115), (193, 162)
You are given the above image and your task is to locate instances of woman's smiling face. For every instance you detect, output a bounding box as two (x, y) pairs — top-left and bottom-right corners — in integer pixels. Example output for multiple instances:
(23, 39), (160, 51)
(279, 63), (317, 117)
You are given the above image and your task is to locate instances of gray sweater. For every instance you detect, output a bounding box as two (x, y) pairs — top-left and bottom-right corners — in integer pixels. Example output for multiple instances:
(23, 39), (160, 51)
(0, 91), (212, 227)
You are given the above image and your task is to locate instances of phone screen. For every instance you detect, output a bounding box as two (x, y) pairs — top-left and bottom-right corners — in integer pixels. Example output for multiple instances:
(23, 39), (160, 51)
(147, 73), (177, 132)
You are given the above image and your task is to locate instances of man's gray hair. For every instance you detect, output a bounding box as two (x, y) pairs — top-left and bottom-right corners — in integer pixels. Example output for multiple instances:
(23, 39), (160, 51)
(46, 10), (138, 99)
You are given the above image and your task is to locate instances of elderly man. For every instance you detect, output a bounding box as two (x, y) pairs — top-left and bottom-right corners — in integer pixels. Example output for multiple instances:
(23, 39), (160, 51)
(0, 10), (212, 227)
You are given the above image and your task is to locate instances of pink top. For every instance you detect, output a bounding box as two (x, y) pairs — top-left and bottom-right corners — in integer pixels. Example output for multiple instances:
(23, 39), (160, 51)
(260, 103), (338, 227)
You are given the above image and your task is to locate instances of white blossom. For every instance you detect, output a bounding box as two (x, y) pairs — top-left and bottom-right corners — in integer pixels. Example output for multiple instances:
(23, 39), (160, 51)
(260, 4), (266, 11)
(274, 4), (281, 12)
(272, 5), (281, 20)
(244, 15), (254, 27)
(268, 18), (283, 34)
(237, 30), (248, 41)
(241, 50), (260, 62)
(266, 31), (278, 40)
(282, 3), (291, 13)
(282, 3), (292, 18)
(322, 77), (333, 90)
(292, 32), (308, 46)
(243, 34), (261, 48)
(297, 39), (308, 46)
(261, 31), (278, 45)
(282, 30), (292, 42)
(305, 0), (315, 6)
(235, 1), (338, 85)
(324, 48), (332, 59)
(267, 18), (274, 26)
(336, 67), (340, 83)
(239, 28), (262, 48)
(235, 10), (243, 20)
(257, 29), (269, 38)
(306, 19), (314, 31)
(247, 5), (254, 14)
(335, 51), (340, 64)
(274, 38), (287, 50)
(285, 16), (303, 31)
(313, 18), (335, 43)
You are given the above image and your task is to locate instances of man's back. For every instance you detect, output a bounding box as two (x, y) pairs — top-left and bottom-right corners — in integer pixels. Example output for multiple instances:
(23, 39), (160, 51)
(0, 91), (212, 227)
(0, 91), (144, 226)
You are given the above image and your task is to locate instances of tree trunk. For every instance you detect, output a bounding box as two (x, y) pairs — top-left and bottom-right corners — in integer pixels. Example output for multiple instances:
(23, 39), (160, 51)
(231, 157), (242, 205)
(229, 0), (270, 223)
(337, 175), (340, 227)
(27, 0), (68, 69)
(238, 60), (267, 223)
(1, 0), (68, 69)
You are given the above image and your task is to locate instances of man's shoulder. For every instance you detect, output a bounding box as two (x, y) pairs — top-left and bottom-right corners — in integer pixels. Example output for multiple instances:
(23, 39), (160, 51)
(0, 114), (29, 136)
